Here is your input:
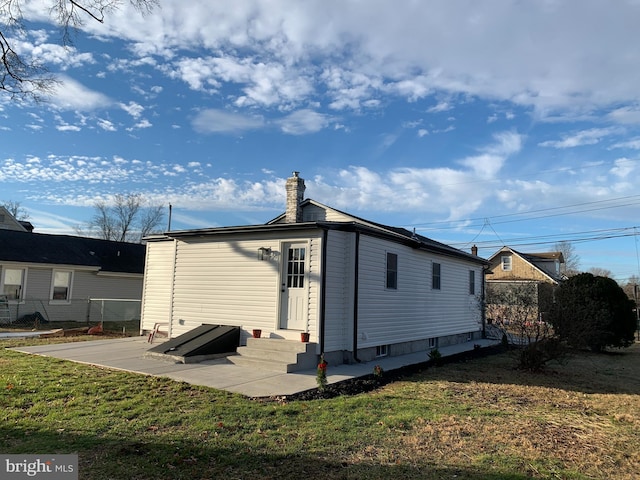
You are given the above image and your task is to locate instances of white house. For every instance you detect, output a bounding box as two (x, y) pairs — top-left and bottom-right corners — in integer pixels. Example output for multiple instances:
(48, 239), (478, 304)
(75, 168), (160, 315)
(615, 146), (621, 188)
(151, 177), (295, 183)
(141, 172), (488, 368)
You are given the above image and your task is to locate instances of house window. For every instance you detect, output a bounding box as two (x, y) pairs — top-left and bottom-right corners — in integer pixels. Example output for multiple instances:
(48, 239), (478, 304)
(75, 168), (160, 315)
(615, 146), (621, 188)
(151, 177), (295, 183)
(469, 270), (475, 295)
(386, 252), (398, 290)
(376, 345), (388, 357)
(286, 247), (305, 288)
(432, 262), (441, 290)
(51, 270), (73, 301)
(2, 268), (25, 301)
(501, 256), (512, 271)
(429, 337), (437, 349)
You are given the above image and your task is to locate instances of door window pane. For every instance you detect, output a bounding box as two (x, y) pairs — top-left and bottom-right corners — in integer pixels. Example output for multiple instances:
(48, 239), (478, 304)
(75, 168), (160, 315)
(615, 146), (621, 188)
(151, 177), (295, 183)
(286, 248), (305, 288)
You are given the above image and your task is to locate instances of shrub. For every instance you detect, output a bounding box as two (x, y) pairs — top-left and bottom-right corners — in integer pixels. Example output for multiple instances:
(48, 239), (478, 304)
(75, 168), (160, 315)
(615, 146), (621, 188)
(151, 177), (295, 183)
(316, 354), (328, 391)
(428, 348), (442, 366)
(518, 337), (567, 372)
(549, 273), (636, 352)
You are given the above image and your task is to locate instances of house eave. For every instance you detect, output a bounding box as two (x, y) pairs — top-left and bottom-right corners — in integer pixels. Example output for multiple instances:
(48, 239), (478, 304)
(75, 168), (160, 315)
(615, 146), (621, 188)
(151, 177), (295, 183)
(160, 222), (323, 239)
(0, 260), (101, 272)
(157, 220), (487, 265)
(96, 271), (144, 279)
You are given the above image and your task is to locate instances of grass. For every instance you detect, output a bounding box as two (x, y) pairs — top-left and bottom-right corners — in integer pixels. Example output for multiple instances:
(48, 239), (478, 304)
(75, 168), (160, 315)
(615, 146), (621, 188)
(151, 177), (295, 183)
(1, 336), (639, 479)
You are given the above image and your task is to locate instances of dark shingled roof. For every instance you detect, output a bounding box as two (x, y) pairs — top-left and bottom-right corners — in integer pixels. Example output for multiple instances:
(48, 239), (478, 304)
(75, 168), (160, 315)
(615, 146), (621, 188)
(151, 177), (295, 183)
(0, 230), (145, 274)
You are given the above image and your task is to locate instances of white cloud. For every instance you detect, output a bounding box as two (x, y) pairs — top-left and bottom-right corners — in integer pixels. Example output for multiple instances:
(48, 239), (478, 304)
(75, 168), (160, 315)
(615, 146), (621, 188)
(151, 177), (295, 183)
(47, 76), (111, 111)
(539, 127), (623, 148)
(0, 155), (135, 184)
(21, 1), (640, 118)
(56, 124), (81, 132)
(132, 119), (152, 129)
(427, 101), (452, 113)
(607, 106), (640, 124)
(609, 158), (637, 178)
(120, 101), (144, 118)
(276, 109), (330, 135)
(97, 119), (117, 131)
(192, 109), (265, 134)
(458, 131), (523, 179)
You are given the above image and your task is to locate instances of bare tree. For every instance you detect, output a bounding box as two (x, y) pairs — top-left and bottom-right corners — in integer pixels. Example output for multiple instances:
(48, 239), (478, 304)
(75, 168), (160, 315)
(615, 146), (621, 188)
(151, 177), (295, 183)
(588, 267), (612, 278)
(621, 275), (640, 302)
(1, 200), (30, 220)
(1, 0), (157, 101)
(84, 193), (164, 243)
(139, 204), (165, 239)
(553, 241), (580, 277)
(485, 281), (565, 371)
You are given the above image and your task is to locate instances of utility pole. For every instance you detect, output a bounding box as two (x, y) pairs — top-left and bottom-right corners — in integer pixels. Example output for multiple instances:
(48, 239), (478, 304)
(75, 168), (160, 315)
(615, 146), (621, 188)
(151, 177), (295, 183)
(635, 284), (639, 341)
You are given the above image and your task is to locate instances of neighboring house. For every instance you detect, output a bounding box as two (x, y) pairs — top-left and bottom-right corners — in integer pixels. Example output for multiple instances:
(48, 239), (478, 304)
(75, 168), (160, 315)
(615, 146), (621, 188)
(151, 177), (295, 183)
(0, 206), (33, 232)
(141, 172), (488, 367)
(0, 217), (146, 324)
(485, 246), (565, 323)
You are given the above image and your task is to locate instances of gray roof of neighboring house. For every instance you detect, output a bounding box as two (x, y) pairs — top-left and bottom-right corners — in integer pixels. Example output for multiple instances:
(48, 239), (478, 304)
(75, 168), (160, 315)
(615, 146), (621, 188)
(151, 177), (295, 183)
(0, 230), (145, 274)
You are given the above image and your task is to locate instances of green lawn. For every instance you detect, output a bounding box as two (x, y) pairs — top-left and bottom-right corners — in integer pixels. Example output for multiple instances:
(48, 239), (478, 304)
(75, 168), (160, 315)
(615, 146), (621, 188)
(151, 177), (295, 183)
(1, 337), (638, 479)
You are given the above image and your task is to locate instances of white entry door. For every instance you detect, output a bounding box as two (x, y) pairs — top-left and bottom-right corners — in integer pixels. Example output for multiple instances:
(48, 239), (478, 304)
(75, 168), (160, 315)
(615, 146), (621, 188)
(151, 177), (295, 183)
(279, 243), (308, 330)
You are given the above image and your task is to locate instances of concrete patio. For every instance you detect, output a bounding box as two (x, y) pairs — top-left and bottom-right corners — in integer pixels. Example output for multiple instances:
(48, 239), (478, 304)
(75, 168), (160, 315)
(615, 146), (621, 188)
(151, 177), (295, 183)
(10, 336), (498, 397)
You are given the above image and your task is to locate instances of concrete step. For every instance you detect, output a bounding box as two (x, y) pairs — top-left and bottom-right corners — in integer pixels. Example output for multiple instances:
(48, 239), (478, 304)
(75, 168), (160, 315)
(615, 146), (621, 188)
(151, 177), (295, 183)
(230, 339), (319, 373)
(246, 337), (316, 353)
(236, 345), (301, 363)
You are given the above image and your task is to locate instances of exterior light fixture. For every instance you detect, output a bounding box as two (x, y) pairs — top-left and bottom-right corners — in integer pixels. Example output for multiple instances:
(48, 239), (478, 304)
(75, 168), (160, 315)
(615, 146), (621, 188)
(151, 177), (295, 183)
(258, 247), (272, 261)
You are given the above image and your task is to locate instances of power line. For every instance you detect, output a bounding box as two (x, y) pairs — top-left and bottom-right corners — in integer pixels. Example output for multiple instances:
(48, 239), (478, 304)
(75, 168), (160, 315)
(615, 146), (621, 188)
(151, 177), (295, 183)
(450, 226), (640, 248)
(406, 194), (640, 231)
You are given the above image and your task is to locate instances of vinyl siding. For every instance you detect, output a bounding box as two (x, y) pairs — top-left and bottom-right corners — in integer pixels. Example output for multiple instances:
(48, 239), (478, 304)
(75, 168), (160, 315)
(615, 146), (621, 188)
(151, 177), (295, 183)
(168, 231), (322, 339)
(1, 263), (142, 322)
(302, 204), (357, 222)
(323, 230), (354, 352)
(356, 235), (482, 348)
(140, 240), (176, 332)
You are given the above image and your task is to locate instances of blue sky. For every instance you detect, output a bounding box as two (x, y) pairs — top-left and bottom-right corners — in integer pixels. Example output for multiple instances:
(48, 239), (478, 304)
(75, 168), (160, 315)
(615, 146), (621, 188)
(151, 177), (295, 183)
(1, 0), (640, 282)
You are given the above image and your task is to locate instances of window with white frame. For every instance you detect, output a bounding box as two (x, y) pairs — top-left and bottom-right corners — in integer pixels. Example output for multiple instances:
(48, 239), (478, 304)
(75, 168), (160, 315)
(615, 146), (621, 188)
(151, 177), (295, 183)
(469, 270), (475, 295)
(501, 255), (512, 271)
(429, 337), (437, 349)
(386, 252), (398, 290)
(2, 267), (25, 301)
(51, 270), (73, 301)
(432, 262), (441, 290)
(376, 345), (388, 357)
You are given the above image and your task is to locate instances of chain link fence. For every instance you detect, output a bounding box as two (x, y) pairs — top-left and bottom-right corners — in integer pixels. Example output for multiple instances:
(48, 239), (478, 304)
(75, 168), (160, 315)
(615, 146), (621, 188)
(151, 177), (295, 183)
(0, 297), (141, 334)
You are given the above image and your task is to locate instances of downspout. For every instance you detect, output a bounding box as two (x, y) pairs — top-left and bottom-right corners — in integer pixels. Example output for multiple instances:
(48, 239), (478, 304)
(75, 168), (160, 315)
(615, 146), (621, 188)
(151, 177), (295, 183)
(168, 238), (178, 339)
(319, 228), (328, 355)
(481, 265), (487, 338)
(352, 231), (360, 362)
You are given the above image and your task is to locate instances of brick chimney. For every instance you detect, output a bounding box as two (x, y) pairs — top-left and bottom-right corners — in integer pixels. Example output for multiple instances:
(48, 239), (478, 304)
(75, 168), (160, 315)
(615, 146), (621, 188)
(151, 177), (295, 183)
(285, 171), (305, 223)
(471, 245), (478, 256)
